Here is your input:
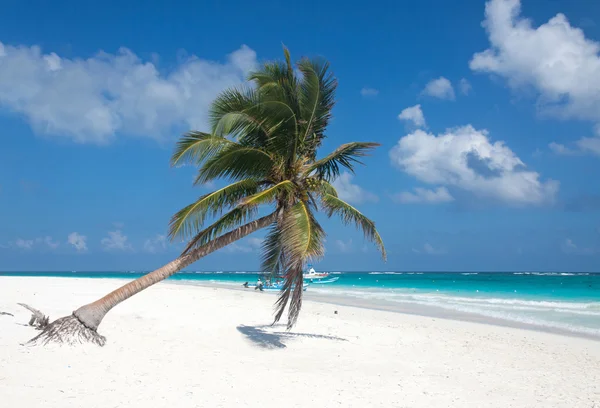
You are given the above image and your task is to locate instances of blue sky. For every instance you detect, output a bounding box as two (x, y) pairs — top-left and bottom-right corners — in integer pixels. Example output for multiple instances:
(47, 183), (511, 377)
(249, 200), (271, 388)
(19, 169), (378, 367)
(1, 0), (600, 272)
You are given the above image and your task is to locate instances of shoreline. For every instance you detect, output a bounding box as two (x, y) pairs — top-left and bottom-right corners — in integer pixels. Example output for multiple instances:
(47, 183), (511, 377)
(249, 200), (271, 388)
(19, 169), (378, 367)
(3, 274), (594, 341)
(2, 276), (599, 407)
(171, 279), (600, 342)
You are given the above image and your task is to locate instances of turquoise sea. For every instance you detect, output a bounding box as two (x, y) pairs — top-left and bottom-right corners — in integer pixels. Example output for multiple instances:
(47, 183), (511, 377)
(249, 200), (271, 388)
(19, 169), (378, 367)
(2, 270), (599, 337)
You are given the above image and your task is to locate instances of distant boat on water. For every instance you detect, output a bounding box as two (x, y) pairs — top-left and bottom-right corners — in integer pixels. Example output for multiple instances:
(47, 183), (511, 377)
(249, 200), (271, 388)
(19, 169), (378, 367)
(303, 264), (339, 284)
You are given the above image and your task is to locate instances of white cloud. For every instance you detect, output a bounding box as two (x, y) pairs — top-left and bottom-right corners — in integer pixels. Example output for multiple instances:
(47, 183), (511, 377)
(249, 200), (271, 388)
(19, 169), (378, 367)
(9, 236), (60, 250)
(101, 230), (132, 251)
(398, 104), (426, 128)
(15, 238), (34, 250)
(389, 125), (559, 205)
(68, 232), (87, 252)
(561, 238), (597, 255)
(576, 135), (600, 156)
(143, 234), (167, 253)
(459, 78), (472, 95)
(393, 187), (454, 204)
(335, 239), (353, 253)
(422, 77), (455, 100)
(332, 172), (379, 204)
(470, 0), (600, 151)
(223, 237), (263, 253)
(35, 236), (60, 249)
(549, 142), (578, 156)
(412, 243), (447, 255)
(360, 87), (379, 97)
(550, 127), (600, 157)
(0, 41), (257, 144)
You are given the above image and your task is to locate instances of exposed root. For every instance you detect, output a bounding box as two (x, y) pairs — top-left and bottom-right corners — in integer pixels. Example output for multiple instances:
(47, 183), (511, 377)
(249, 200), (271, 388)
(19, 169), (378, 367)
(17, 303), (49, 329)
(0, 311), (14, 317)
(28, 315), (106, 347)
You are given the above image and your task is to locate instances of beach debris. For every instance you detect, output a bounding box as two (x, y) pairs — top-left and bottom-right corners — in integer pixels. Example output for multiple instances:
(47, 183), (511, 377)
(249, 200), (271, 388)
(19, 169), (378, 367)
(17, 303), (49, 329)
(1, 311), (14, 317)
(334, 310), (338, 314)
(28, 315), (107, 347)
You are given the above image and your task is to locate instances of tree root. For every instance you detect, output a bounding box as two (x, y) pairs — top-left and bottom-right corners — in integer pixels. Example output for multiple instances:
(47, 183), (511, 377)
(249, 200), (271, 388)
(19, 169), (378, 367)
(17, 303), (49, 329)
(28, 315), (106, 347)
(1, 311), (14, 317)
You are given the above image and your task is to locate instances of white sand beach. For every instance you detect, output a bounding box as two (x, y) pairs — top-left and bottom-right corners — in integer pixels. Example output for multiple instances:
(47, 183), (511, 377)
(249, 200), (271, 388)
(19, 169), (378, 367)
(1, 277), (599, 407)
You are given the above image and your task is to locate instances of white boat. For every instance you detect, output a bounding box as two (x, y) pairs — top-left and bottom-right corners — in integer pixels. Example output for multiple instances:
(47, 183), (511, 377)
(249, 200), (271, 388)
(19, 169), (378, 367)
(303, 265), (339, 284)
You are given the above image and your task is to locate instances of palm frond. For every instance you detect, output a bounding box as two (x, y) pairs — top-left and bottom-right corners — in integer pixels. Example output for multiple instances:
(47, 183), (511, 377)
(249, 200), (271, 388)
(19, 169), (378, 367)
(274, 201), (325, 328)
(168, 179), (259, 242)
(170, 131), (233, 167)
(307, 179), (338, 198)
(260, 220), (286, 276)
(305, 142), (380, 181)
(321, 194), (386, 260)
(297, 57), (337, 158)
(181, 205), (259, 255)
(241, 180), (295, 207)
(209, 87), (270, 145)
(196, 144), (274, 184)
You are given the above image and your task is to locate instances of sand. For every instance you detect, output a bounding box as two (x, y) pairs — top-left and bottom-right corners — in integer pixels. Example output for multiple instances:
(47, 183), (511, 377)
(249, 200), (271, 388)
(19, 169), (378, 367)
(1, 277), (599, 407)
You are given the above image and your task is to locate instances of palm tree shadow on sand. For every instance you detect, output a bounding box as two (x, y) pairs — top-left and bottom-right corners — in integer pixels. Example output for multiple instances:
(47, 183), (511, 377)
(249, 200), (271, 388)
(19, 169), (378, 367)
(236, 324), (347, 349)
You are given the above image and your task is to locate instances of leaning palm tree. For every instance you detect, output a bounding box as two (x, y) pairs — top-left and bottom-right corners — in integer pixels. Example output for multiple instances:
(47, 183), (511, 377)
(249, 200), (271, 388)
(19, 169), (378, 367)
(30, 48), (386, 346)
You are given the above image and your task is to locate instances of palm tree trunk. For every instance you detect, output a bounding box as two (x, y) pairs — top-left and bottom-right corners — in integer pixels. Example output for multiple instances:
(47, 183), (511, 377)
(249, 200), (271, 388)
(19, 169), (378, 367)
(73, 212), (277, 331)
(29, 212), (277, 346)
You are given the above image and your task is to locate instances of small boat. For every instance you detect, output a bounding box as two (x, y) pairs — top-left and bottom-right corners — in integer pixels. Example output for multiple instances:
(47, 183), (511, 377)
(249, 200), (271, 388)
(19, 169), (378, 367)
(307, 277), (339, 284)
(303, 264), (339, 284)
(303, 264), (330, 280)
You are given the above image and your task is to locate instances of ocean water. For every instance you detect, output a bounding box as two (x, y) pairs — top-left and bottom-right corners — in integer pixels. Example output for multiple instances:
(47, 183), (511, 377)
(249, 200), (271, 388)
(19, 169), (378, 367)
(2, 270), (599, 337)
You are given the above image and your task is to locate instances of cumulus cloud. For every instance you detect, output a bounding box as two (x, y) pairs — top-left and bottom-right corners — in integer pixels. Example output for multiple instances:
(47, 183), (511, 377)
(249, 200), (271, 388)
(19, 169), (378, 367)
(459, 78), (472, 95)
(561, 238), (597, 255)
(0, 41), (257, 144)
(101, 230), (132, 251)
(412, 243), (447, 255)
(332, 172), (379, 204)
(422, 77), (455, 100)
(223, 237), (263, 253)
(393, 187), (454, 204)
(398, 104), (426, 128)
(549, 127), (600, 157)
(360, 87), (379, 97)
(335, 239), (353, 253)
(143, 234), (167, 253)
(36, 236), (60, 249)
(15, 238), (34, 250)
(470, 0), (600, 151)
(389, 125), (559, 205)
(549, 142), (578, 156)
(68, 232), (87, 252)
(576, 134), (600, 156)
(10, 236), (60, 250)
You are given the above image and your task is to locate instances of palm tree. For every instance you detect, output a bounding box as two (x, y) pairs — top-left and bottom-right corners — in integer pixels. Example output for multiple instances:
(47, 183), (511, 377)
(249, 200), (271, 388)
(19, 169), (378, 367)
(30, 48), (386, 346)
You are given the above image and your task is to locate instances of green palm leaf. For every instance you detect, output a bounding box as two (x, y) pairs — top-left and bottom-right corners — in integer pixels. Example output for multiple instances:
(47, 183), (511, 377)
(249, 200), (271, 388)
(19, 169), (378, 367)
(241, 180), (295, 206)
(260, 220), (286, 276)
(196, 144), (274, 184)
(168, 179), (260, 241)
(297, 57), (336, 157)
(307, 179), (338, 198)
(181, 205), (260, 255)
(171, 131), (233, 167)
(321, 194), (386, 260)
(305, 142), (380, 181)
(274, 201), (325, 328)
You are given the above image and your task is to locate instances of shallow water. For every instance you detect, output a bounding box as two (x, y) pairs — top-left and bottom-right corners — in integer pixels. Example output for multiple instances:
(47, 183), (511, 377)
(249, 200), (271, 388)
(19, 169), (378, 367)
(2, 270), (599, 337)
